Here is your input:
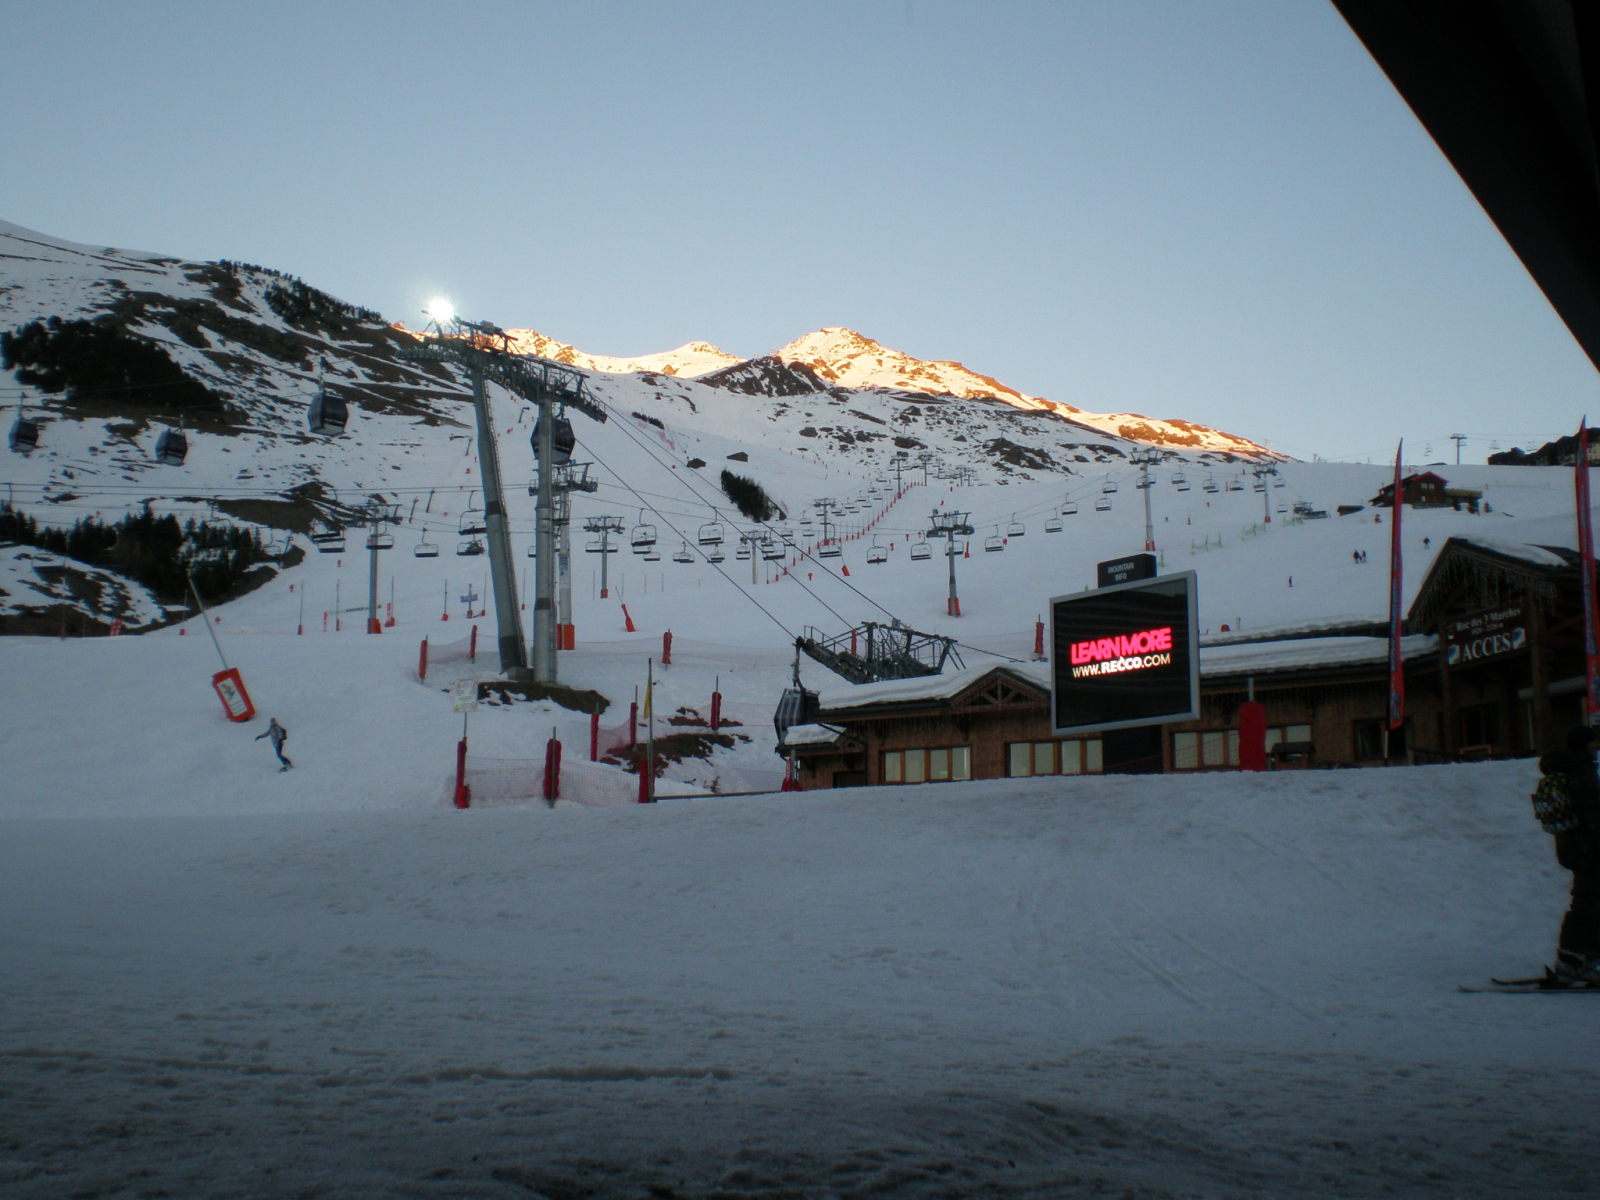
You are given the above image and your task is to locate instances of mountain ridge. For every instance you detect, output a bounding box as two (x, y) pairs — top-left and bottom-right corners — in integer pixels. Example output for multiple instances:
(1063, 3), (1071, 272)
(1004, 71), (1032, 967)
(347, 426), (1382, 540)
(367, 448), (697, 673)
(492, 322), (1273, 457)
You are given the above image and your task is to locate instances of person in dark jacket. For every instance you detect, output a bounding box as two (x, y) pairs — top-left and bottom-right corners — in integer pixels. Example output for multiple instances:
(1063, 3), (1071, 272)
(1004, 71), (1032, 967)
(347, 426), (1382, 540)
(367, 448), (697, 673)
(1539, 725), (1600, 982)
(255, 717), (293, 771)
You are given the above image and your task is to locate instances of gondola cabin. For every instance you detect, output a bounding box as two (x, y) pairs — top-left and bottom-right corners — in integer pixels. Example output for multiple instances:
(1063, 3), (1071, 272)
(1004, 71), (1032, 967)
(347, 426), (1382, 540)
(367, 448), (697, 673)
(532, 413), (576, 463)
(154, 428), (188, 465)
(9, 414), (40, 454)
(307, 388), (348, 435)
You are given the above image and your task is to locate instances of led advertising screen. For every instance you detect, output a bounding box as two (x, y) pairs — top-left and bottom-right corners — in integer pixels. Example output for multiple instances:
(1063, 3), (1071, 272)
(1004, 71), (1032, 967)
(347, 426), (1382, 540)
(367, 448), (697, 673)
(1050, 570), (1199, 735)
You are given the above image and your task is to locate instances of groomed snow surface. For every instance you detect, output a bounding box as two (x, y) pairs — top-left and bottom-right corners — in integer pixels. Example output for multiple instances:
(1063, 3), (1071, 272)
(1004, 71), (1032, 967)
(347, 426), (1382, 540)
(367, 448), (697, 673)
(2, 627), (1598, 1198)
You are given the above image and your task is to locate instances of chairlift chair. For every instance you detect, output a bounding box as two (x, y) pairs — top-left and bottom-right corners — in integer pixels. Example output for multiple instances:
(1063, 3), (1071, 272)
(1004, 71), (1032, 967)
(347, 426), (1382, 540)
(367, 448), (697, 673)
(698, 514), (725, 545)
(366, 531), (396, 551)
(311, 526), (346, 553)
(867, 539), (888, 564)
(984, 527), (1005, 552)
(155, 427), (188, 465)
(1062, 500), (1078, 516)
(736, 542), (752, 561)
(1203, 478), (1219, 494)
(1044, 516), (1063, 533)
(1007, 516), (1026, 537)
(761, 538), (784, 561)
(630, 516), (658, 552)
(1226, 479), (1243, 491)
(706, 545), (726, 563)
(414, 539), (440, 559)
(910, 539), (932, 560)
(586, 537), (617, 554)
(1094, 496), (1112, 512)
(818, 543), (842, 559)
(672, 541), (695, 564)
(456, 537), (486, 557)
(459, 509), (487, 536)
(1102, 480), (1118, 494)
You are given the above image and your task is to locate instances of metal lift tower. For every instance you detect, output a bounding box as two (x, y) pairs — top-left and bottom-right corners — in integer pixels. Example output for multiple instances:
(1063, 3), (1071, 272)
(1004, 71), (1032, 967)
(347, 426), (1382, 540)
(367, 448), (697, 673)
(403, 316), (606, 682)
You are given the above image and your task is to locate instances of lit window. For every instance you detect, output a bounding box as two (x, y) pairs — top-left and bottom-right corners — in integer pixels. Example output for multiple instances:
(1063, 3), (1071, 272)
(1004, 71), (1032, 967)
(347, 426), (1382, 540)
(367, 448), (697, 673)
(1008, 743), (1032, 777)
(904, 749), (926, 783)
(1033, 742), (1055, 775)
(1173, 732), (1199, 769)
(883, 751), (903, 783)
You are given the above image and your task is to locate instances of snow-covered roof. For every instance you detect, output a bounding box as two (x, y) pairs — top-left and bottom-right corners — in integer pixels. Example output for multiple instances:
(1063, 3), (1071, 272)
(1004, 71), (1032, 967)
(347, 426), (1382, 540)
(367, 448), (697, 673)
(777, 722), (849, 748)
(817, 635), (1437, 715)
(1199, 633), (1438, 678)
(1447, 535), (1570, 570)
(817, 661), (1048, 714)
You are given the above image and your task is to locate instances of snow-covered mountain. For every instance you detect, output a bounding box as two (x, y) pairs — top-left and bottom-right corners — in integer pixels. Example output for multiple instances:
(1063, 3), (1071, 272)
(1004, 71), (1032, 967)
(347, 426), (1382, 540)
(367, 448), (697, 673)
(770, 326), (1271, 455)
(499, 328), (741, 378)
(493, 321), (1276, 458)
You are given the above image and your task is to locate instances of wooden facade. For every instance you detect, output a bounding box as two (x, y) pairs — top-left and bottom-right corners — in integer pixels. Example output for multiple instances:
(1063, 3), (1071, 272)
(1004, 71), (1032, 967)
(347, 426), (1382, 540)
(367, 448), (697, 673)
(780, 535), (1592, 789)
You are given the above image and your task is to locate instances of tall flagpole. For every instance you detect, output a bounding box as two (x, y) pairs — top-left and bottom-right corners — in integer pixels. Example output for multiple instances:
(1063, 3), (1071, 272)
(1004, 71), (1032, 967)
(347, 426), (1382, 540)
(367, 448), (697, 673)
(1576, 418), (1599, 723)
(1386, 441), (1406, 751)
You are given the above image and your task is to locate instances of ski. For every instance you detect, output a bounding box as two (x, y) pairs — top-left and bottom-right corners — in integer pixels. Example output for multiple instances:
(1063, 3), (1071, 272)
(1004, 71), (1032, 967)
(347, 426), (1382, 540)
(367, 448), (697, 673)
(1459, 979), (1600, 994)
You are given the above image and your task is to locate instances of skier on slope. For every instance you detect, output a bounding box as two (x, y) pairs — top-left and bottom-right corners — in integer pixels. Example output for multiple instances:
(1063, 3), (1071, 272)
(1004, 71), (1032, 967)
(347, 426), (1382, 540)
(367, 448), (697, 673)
(1535, 725), (1600, 984)
(255, 717), (293, 771)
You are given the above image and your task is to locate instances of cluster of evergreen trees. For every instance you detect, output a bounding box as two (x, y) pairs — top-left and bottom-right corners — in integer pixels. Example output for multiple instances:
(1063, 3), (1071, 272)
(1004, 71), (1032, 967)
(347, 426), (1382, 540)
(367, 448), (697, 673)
(720, 469), (778, 522)
(0, 502), (270, 605)
(0, 316), (223, 414)
(261, 275), (383, 329)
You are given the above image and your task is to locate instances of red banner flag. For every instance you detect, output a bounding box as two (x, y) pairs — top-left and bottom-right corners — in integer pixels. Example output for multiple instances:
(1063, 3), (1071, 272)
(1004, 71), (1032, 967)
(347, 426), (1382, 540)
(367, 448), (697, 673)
(1387, 442), (1405, 731)
(1577, 420), (1599, 720)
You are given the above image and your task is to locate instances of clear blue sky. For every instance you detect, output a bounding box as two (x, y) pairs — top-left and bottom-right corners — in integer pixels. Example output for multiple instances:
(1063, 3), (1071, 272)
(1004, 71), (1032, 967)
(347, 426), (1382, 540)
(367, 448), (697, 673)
(5, 0), (1595, 463)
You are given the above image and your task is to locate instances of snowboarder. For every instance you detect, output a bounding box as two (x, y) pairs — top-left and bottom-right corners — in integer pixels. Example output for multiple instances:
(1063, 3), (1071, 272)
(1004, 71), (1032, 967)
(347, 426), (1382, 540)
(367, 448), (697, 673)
(255, 717), (293, 771)
(1534, 725), (1600, 983)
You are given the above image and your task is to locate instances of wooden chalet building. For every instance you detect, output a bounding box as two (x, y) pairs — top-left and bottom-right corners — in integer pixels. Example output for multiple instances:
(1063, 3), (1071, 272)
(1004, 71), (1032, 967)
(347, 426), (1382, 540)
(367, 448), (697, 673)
(779, 535), (1593, 788)
(1370, 471), (1483, 512)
